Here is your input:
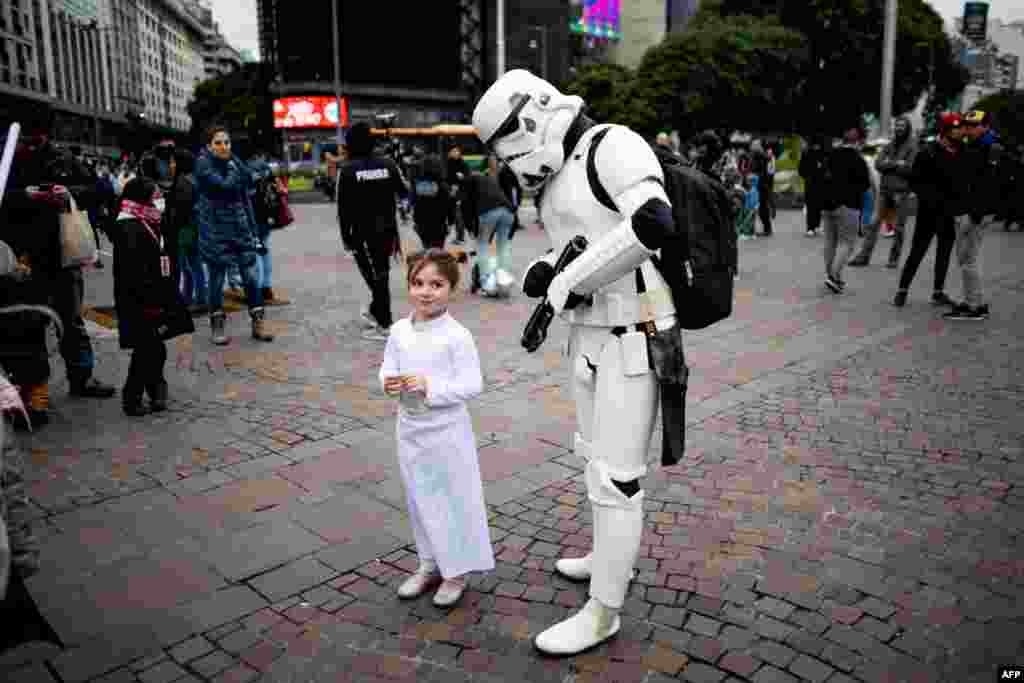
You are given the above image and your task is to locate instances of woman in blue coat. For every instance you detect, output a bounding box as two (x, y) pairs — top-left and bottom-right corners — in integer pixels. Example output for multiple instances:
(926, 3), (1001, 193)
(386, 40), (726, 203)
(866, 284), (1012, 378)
(194, 125), (274, 345)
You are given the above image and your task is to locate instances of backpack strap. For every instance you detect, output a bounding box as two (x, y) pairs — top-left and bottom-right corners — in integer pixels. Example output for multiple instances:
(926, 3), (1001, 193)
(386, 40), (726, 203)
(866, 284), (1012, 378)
(585, 125), (644, 290)
(586, 125), (618, 213)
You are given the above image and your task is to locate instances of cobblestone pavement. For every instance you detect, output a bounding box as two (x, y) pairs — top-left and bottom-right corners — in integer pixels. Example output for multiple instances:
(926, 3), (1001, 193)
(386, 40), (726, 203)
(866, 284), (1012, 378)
(3, 206), (1023, 683)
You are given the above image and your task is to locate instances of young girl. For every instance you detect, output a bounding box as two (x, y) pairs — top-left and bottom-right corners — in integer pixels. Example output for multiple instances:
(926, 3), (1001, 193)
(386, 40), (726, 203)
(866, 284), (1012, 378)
(379, 249), (494, 607)
(114, 177), (193, 416)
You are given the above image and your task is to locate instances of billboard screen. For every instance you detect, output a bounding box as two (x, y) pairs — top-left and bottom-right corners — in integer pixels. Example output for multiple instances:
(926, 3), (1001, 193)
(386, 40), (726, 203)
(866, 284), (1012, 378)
(273, 97), (349, 129)
(571, 0), (622, 40)
(963, 2), (989, 42)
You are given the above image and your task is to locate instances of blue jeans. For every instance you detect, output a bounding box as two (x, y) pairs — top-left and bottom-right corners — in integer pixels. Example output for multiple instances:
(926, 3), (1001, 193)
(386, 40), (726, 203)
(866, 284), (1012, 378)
(180, 245), (208, 305)
(208, 258), (263, 311)
(257, 228), (272, 289)
(476, 207), (514, 288)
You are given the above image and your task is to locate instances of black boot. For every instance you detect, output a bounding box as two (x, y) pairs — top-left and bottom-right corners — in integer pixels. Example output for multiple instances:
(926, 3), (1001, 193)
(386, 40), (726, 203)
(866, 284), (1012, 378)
(69, 376), (116, 398)
(123, 394), (148, 417)
(147, 381), (168, 412)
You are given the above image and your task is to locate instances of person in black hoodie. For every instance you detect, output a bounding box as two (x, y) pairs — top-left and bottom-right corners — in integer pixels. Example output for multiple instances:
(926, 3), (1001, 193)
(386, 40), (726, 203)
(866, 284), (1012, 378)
(337, 122), (408, 341)
(821, 127), (871, 293)
(799, 136), (830, 237)
(446, 145), (470, 244)
(114, 177), (192, 416)
(408, 151), (450, 250)
(893, 113), (967, 308)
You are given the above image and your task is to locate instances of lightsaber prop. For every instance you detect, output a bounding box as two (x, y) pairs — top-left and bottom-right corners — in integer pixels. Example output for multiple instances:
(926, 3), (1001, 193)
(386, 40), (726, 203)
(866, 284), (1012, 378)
(0, 122), (20, 209)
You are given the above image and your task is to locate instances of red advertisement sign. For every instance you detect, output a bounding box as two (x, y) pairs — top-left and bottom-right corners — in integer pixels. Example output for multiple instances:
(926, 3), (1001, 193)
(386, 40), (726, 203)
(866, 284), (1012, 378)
(273, 96), (349, 129)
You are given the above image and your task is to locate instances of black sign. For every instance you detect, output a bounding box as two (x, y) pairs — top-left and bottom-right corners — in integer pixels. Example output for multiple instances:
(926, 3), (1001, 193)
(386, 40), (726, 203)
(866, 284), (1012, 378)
(963, 2), (989, 43)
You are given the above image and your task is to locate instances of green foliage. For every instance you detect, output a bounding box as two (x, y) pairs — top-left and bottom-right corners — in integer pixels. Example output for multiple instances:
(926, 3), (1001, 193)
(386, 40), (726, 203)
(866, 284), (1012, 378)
(679, 0), (966, 137)
(971, 90), (1024, 147)
(629, 13), (807, 138)
(188, 63), (276, 154)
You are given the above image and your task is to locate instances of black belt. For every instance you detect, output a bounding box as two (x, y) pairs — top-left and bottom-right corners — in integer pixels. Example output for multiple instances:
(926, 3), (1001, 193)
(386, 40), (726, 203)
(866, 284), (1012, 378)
(611, 321), (657, 337)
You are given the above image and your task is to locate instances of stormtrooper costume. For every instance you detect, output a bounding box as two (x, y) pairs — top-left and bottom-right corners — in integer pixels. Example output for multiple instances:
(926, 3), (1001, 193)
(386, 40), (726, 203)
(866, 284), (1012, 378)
(473, 70), (679, 655)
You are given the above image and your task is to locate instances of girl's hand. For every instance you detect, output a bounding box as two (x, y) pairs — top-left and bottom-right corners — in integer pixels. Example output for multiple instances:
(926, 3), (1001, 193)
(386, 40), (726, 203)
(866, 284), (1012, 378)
(403, 375), (428, 396)
(383, 376), (404, 396)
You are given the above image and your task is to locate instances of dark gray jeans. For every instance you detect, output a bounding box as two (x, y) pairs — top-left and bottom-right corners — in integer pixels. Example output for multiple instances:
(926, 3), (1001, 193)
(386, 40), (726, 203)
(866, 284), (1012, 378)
(853, 190), (914, 263)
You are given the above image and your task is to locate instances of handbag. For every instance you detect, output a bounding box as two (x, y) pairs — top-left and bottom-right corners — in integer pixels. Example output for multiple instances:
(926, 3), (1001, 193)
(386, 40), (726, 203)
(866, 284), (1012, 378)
(59, 194), (98, 268)
(272, 182), (294, 230)
(153, 300), (195, 341)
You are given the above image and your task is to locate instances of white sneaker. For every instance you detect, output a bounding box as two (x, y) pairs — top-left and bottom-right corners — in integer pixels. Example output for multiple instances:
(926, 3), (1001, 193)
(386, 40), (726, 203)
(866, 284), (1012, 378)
(397, 566), (442, 599)
(432, 577), (467, 607)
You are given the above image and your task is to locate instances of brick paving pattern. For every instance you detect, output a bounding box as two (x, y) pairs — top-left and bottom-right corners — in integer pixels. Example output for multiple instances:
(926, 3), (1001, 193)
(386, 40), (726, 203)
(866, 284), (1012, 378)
(1, 207), (1022, 682)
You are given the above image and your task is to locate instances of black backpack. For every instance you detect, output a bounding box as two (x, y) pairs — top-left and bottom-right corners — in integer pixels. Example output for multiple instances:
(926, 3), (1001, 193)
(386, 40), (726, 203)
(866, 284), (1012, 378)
(587, 125), (738, 330)
(253, 175), (282, 227)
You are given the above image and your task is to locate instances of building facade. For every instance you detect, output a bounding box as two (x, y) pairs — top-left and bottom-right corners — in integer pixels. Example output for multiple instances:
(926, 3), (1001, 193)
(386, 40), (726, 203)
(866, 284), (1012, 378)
(0, 0), (236, 157)
(610, 0), (698, 70)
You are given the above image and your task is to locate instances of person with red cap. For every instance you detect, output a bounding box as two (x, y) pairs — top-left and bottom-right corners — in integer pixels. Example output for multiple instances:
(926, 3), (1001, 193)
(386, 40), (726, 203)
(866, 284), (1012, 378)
(944, 110), (999, 321)
(893, 112), (968, 308)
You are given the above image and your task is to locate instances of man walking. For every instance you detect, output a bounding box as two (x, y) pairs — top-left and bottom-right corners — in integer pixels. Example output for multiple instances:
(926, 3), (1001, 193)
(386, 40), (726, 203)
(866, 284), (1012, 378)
(944, 110), (1000, 321)
(799, 136), (829, 237)
(750, 140), (774, 236)
(337, 122), (407, 341)
(849, 116), (918, 268)
(822, 127), (871, 294)
(446, 145), (470, 245)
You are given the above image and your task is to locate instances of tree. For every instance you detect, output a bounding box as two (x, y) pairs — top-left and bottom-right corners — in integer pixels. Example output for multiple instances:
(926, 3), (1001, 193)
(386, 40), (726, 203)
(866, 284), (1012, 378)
(187, 63), (276, 154)
(561, 63), (658, 133)
(626, 13), (807, 138)
(695, 0), (967, 136)
(970, 90), (1024, 147)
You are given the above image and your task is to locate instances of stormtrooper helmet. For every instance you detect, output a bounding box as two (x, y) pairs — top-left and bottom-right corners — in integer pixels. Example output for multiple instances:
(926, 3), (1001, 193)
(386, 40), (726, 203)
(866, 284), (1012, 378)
(472, 69), (583, 191)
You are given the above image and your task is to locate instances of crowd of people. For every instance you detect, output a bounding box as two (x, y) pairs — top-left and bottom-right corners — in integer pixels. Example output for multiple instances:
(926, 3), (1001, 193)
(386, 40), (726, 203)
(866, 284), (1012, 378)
(337, 123), (525, 342)
(0, 125), (291, 429)
(798, 110), (1012, 321)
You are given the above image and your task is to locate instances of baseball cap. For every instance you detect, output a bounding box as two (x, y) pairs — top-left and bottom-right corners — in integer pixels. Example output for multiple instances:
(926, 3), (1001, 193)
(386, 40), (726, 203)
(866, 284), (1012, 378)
(962, 110), (991, 126)
(939, 112), (963, 131)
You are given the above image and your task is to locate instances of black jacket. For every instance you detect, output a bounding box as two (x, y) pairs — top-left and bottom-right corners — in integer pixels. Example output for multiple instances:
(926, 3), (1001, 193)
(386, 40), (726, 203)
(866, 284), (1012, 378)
(822, 146), (870, 211)
(409, 154), (449, 228)
(910, 140), (971, 217)
(463, 173), (513, 220)
(336, 156), (407, 248)
(798, 146), (829, 192)
(961, 132), (1004, 220)
(113, 218), (183, 349)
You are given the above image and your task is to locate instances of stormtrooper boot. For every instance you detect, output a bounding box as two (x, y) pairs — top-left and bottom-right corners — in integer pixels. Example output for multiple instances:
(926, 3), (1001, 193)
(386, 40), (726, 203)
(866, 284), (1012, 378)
(536, 490), (644, 655)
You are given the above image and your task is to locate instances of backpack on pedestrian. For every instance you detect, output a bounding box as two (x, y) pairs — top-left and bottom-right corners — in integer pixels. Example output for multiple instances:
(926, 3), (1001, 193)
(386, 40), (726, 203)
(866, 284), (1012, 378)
(253, 174), (284, 228)
(587, 125), (738, 330)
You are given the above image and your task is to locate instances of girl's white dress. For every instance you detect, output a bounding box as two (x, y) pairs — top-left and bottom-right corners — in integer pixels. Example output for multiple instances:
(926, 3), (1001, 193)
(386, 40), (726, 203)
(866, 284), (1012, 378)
(379, 312), (495, 579)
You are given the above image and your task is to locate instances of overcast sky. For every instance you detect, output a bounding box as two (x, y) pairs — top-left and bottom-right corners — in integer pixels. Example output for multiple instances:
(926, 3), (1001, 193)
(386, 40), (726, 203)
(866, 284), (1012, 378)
(209, 0), (1024, 60)
(211, 0), (259, 57)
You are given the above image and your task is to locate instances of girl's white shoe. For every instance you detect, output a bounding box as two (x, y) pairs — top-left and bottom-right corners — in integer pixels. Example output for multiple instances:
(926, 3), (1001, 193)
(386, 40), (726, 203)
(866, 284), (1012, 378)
(397, 563), (442, 599)
(432, 577), (467, 607)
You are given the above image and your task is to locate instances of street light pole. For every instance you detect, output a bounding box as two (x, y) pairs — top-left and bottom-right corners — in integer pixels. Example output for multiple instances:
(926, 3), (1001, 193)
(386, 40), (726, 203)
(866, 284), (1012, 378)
(496, 0), (506, 77)
(880, 0), (899, 137)
(331, 0), (343, 149)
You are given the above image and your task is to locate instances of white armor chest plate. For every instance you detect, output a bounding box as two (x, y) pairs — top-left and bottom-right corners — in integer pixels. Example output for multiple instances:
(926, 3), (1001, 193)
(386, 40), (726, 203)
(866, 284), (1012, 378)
(539, 129), (675, 328)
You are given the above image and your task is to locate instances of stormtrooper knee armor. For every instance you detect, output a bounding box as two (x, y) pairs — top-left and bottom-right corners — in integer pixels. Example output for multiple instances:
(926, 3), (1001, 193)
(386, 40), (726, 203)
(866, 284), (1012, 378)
(474, 69), (679, 656)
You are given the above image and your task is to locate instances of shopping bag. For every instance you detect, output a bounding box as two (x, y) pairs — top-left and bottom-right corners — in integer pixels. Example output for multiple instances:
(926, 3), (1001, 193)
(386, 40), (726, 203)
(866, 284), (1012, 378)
(59, 195), (98, 268)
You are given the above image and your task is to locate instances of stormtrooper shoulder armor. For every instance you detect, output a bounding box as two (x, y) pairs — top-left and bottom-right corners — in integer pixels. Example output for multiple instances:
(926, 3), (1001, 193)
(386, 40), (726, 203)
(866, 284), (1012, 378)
(590, 126), (667, 217)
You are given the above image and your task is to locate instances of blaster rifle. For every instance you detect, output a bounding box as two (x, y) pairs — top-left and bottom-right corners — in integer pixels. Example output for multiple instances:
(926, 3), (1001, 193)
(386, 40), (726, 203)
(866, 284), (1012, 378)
(521, 235), (589, 353)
